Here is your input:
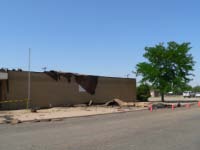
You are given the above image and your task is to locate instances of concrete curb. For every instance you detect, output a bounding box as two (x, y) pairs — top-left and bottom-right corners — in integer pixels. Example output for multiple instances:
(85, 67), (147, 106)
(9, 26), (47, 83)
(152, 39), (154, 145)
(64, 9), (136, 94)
(0, 108), (148, 125)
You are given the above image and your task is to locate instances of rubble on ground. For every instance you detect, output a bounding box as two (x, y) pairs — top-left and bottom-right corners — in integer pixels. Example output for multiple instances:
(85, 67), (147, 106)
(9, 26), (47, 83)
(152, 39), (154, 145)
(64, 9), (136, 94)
(105, 99), (135, 107)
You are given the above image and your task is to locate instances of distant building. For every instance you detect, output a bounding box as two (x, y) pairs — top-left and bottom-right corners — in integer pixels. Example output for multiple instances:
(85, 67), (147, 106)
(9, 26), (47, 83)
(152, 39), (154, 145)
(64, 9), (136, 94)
(150, 89), (160, 97)
(0, 70), (136, 110)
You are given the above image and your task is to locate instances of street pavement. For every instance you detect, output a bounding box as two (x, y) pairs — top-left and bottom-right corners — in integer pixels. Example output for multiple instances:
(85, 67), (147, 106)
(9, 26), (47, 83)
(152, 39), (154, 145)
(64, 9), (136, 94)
(0, 107), (200, 150)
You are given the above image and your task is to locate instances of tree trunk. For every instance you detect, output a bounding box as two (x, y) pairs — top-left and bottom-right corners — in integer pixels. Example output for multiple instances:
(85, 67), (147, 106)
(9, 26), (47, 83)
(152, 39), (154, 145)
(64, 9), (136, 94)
(161, 92), (165, 102)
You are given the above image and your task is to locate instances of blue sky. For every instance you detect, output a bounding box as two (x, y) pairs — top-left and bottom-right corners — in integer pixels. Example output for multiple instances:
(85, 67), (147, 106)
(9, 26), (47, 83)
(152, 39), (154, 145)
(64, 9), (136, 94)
(0, 0), (199, 85)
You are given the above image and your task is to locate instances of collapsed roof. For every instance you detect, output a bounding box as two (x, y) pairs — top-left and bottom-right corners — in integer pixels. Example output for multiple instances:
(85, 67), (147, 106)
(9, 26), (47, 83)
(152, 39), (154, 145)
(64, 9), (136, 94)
(45, 71), (98, 95)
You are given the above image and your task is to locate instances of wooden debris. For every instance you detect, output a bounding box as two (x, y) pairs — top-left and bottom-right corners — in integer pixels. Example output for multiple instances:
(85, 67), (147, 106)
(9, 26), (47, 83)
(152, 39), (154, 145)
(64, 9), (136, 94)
(88, 100), (93, 106)
(105, 99), (135, 107)
(134, 102), (150, 107)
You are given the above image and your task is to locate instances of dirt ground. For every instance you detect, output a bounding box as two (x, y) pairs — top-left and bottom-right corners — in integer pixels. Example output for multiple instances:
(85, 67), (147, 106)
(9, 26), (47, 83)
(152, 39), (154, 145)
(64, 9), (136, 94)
(0, 106), (147, 124)
(1, 96), (198, 124)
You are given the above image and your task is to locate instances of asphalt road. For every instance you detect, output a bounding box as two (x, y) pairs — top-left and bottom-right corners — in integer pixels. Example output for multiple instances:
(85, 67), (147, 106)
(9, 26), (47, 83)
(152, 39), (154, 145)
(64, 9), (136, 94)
(0, 107), (200, 150)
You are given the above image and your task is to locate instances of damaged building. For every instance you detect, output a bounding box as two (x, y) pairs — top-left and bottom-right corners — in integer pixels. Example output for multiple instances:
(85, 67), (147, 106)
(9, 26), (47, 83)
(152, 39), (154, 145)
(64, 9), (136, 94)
(0, 70), (136, 110)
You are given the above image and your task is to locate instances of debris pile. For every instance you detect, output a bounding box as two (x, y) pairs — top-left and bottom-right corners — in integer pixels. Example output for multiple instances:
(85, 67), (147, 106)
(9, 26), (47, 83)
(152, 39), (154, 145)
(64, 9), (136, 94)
(105, 99), (135, 107)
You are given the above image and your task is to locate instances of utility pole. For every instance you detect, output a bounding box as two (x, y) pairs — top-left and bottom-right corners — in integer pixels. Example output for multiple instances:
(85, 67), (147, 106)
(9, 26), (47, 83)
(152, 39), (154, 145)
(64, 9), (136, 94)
(27, 48), (31, 109)
(42, 67), (47, 72)
(126, 74), (130, 78)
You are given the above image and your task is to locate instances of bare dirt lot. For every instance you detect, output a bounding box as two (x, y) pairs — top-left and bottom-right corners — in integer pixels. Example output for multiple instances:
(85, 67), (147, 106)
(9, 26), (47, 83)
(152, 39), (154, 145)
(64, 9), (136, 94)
(0, 106), (146, 124)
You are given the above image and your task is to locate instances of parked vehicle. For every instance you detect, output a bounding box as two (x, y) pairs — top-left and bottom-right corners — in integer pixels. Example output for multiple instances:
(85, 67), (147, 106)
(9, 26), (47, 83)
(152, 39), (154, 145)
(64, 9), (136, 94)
(167, 91), (173, 95)
(183, 91), (195, 98)
(195, 92), (200, 98)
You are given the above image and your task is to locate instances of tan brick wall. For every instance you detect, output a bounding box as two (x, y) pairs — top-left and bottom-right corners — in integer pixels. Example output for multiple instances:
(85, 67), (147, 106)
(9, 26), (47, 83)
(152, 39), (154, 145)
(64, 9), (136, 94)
(1, 71), (136, 109)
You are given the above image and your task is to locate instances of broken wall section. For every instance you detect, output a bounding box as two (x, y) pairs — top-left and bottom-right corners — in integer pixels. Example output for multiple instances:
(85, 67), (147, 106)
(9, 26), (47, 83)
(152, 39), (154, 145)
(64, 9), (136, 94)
(45, 71), (98, 95)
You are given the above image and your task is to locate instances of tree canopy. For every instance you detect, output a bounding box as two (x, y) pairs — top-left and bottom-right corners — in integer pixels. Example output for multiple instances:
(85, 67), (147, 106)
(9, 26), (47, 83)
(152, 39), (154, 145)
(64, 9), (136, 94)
(136, 84), (151, 102)
(192, 86), (200, 92)
(136, 41), (195, 101)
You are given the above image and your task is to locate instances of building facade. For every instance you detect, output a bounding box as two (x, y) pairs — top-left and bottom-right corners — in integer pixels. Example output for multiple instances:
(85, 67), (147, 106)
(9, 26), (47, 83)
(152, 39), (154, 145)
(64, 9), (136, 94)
(0, 70), (136, 110)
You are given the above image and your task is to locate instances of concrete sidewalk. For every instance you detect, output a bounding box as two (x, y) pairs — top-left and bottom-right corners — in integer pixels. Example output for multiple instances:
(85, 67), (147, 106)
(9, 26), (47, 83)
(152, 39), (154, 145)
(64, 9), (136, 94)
(149, 95), (200, 102)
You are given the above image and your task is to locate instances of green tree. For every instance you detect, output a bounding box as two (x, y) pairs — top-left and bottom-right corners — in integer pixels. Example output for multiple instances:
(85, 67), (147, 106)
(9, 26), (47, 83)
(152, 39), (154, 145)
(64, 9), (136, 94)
(192, 86), (200, 92)
(174, 84), (192, 95)
(136, 42), (195, 101)
(137, 84), (151, 102)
